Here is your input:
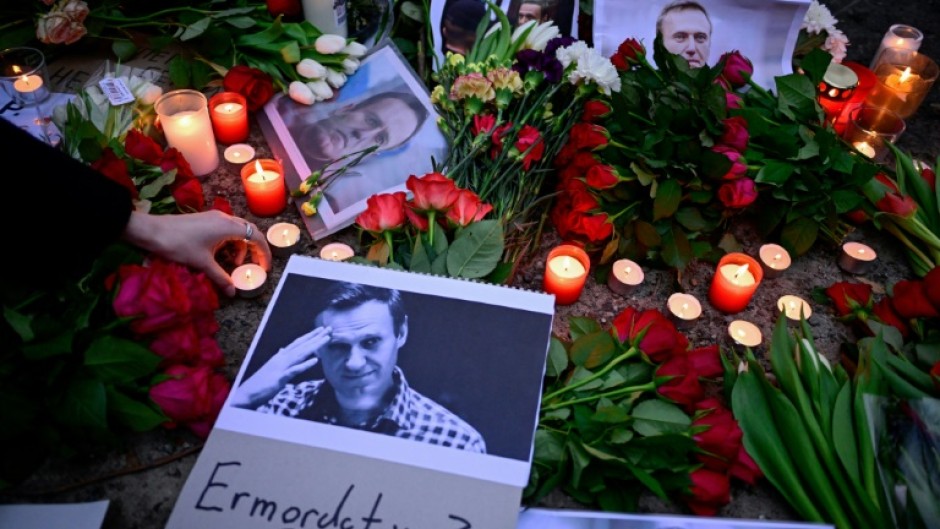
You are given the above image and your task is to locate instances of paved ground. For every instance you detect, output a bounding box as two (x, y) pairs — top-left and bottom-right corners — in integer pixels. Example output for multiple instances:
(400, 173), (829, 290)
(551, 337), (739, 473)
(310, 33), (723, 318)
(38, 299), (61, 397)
(1, 0), (938, 527)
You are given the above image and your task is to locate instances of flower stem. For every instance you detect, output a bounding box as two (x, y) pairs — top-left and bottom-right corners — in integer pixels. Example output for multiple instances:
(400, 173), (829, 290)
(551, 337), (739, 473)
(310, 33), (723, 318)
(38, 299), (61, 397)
(542, 346), (640, 402)
(542, 381), (657, 411)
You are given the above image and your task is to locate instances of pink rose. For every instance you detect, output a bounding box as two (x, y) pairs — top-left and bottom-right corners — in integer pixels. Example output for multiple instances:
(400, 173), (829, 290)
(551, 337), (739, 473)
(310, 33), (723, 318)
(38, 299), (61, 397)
(725, 91), (743, 110)
(712, 145), (747, 180)
(149, 322), (224, 367)
(149, 364), (230, 438)
(111, 259), (193, 335)
(718, 178), (758, 209)
(36, 1), (88, 45)
(719, 50), (753, 89)
(718, 116), (749, 152)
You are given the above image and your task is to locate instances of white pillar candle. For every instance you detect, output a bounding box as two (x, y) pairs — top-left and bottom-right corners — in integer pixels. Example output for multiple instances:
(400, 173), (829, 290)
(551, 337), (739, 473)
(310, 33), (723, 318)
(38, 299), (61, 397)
(155, 90), (219, 177)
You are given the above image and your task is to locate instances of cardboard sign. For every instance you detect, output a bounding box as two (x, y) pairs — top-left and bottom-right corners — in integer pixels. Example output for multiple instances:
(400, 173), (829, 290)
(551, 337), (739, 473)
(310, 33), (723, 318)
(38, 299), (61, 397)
(167, 257), (555, 528)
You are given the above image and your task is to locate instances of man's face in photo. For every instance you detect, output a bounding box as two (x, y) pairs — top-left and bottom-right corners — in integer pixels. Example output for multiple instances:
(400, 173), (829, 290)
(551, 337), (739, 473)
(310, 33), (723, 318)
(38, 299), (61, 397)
(315, 300), (406, 412)
(303, 96), (420, 163)
(442, 18), (478, 55)
(660, 8), (711, 68)
(517, 3), (544, 26)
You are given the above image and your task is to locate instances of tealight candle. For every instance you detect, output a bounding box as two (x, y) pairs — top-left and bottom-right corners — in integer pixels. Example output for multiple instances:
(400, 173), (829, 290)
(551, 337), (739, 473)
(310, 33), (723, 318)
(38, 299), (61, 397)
(838, 241), (878, 274)
(708, 253), (763, 314)
(0, 47), (51, 106)
(607, 258), (644, 296)
(543, 244), (590, 305)
(266, 222), (302, 257)
(241, 159), (287, 217)
(777, 295), (813, 321)
(154, 89), (219, 176)
(209, 91), (250, 144)
(232, 263), (267, 298)
(852, 141), (877, 158)
(666, 293), (702, 329)
(728, 320), (762, 347)
(319, 242), (355, 261)
(758, 243), (791, 279)
(224, 143), (255, 164)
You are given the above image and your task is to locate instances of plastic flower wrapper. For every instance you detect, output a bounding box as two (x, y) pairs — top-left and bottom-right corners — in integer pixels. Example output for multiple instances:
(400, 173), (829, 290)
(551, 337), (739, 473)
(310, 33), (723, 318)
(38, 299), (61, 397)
(430, 3), (618, 273)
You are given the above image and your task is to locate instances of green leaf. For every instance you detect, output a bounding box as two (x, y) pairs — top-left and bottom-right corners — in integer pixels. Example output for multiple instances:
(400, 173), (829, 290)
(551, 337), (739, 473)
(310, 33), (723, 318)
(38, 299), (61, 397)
(546, 338), (569, 378)
(569, 316), (602, 342)
(111, 40), (138, 61)
(168, 55), (192, 88)
(446, 220), (503, 278)
(56, 377), (108, 431)
(410, 237), (432, 273)
(831, 381), (860, 485)
(780, 216), (818, 255)
(84, 336), (162, 384)
(634, 221), (661, 247)
(567, 437), (591, 489)
(832, 189), (864, 213)
(776, 74), (819, 122)
(399, 1), (424, 22)
(755, 160), (795, 185)
(570, 331), (616, 369)
(800, 48), (833, 84)
(237, 18), (285, 46)
(652, 179), (682, 221)
(609, 428), (634, 444)
(675, 207), (708, 231)
(593, 405), (630, 424)
(3, 306), (34, 342)
(660, 223), (692, 269)
(22, 330), (74, 360)
(107, 387), (167, 432)
(222, 16), (257, 29)
(533, 430), (565, 465)
(180, 17), (212, 41)
(631, 399), (691, 437)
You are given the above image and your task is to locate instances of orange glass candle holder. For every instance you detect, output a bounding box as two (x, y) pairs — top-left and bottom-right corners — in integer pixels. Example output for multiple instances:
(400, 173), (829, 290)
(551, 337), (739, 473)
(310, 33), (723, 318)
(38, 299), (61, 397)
(708, 253), (763, 314)
(209, 91), (250, 144)
(842, 106), (906, 163)
(543, 244), (590, 305)
(865, 48), (938, 119)
(241, 159), (287, 217)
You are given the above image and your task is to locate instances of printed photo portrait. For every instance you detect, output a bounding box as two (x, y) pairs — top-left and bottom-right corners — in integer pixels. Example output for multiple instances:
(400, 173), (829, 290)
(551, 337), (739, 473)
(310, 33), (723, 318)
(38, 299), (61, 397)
(223, 257), (554, 486)
(592, 0), (811, 89)
(261, 44), (447, 239)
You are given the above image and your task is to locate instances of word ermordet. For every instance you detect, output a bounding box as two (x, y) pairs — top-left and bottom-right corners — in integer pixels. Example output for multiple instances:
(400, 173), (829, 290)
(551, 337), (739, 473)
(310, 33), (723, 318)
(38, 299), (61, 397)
(194, 461), (474, 529)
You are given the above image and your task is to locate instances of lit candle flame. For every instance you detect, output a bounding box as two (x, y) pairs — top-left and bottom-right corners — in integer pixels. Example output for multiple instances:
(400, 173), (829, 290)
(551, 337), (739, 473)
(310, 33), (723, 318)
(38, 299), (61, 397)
(563, 256), (572, 272)
(858, 248), (866, 255)
(680, 302), (688, 316)
(224, 103), (235, 113)
(737, 329), (745, 338)
(625, 266), (632, 274)
(331, 251), (338, 260)
(245, 268), (254, 286)
(899, 67), (912, 83)
(254, 160), (267, 181)
(789, 301), (796, 310)
(282, 228), (290, 243)
(732, 264), (749, 283)
(12, 65), (21, 75)
(895, 38), (904, 46)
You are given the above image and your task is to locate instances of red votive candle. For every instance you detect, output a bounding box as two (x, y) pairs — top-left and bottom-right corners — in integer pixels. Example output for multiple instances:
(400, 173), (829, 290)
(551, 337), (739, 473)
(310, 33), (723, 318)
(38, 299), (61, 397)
(241, 159), (287, 217)
(209, 91), (249, 144)
(543, 245), (591, 305)
(709, 253), (763, 314)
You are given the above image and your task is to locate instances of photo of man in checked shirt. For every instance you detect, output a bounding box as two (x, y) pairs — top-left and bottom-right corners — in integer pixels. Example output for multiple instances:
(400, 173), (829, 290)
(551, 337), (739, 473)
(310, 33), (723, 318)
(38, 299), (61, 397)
(231, 282), (486, 453)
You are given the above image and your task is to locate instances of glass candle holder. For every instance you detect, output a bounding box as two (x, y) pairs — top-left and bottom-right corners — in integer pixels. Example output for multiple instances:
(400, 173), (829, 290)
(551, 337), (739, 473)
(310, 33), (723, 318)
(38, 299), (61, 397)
(818, 62), (858, 124)
(871, 24), (923, 68)
(842, 106), (905, 163)
(208, 91), (249, 144)
(0, 47), (50, 106)
(865, 48), (938, 119)
(154, 89), (220, 177)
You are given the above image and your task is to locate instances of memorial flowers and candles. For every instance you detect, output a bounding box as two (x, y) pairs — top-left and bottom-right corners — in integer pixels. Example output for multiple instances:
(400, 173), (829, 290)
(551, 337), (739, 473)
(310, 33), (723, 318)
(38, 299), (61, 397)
(430, 5), (619, 272)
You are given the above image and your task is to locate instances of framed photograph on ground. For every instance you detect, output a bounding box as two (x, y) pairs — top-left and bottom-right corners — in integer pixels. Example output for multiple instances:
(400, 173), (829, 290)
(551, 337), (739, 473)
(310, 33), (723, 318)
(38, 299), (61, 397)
(257, 43), (447, 240)
(593, 0), (811, 89)
(166, 257), (555, 529)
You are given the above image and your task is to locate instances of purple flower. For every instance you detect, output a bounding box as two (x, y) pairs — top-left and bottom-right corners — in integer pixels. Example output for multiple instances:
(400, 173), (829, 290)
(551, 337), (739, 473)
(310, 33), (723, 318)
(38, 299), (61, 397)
(545, 35), (576, 57)
(513, 49), (563, 83)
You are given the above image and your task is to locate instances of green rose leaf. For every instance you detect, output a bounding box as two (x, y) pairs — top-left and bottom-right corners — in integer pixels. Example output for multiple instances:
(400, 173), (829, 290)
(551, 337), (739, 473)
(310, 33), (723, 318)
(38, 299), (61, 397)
(780, 216), (818, 255)
(632, 399), (691, 436)
(569, 316), (602, 341)
(446, 220), (503, 278)
(570, 330), (616, 369)
(546, 338), (569, 378)
(111, 40), (138, 61)
(776, 74), (819, 122)
(756, 160), (795, 186)
(85, 335), (162, 385)
(653, 179), (682, 221)
(410, 237), (432, 273)
(179, 17), (212, 41)
(533, 429), (565, 466)
(107, 387), (167, 432)
(660, 223), (692, 269)
(56, 377), (108, 431)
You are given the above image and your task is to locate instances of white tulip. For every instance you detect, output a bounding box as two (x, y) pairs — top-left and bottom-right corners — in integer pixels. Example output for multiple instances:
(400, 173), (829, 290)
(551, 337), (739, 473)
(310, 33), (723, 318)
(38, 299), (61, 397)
(341, 41), (368, 58)
(288, 81), (316, 105)
(523, 21), (559, 51)
(325, 69), (347, 89)
(341, 57), (360, 75)
(134, 83), (163, 106)
(315, 34), (347, 54)
(306, 80), (333, 100)
(296, 58), (328, 79)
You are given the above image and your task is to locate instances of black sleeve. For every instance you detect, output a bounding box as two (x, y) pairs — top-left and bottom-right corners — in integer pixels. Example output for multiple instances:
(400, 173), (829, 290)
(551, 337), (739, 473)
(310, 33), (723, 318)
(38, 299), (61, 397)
(0, 117), (133, 284)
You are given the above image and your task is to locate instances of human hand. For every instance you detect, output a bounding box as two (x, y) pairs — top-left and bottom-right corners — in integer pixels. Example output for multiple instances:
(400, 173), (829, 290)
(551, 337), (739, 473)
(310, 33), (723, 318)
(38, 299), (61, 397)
(230, 326), (332, 409)
(122, 209), (273, 297)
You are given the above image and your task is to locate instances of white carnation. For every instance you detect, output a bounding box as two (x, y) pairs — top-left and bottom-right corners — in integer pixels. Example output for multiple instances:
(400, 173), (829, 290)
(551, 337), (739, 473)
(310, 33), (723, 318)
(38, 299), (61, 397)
(325, 69), (347, 89)
(802, 0), (838, 35)
(315, 34), (347, 54)
(296, 58), (327, 79)
(567, 47), (621, 95)
(555, 41), (589, 68)
(288, 80), (316, 105)
(306, 79), (333, 101)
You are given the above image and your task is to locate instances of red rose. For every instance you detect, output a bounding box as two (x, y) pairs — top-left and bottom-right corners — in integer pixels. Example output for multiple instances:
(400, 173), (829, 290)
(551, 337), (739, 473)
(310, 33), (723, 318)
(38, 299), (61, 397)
(124, 129), (164, 165)
(472, 114), (496, 136)
(825, 281), (873, 317)
(356, 192), (408, 234)
(266, 0), (302, 18)
(91, 148), (138, 200)
(210, 196), (234, 214)
(693, 399), (742, 471)
(656, 356), (704, 406)
(585, 164), (620, 189)
(562, 177), (601, 213)
(891, 279), (940, 319)
(718, 178), (757, 209)
(404, 206), (430, 232)
(223, 65), (275, 112)
(446, 189), (493, 227)
(719, 50), (753, 89)
(149, 322), (224, 367)
(559, 151), (600, 181)
(581, 99), (612, 122)
(172, 178), (206, 212)
(579, 213), (613, 242)
(112, 259), (193, 335)
(610, 38), (645, 71)
(726, 91), (742, 110)
(512, 124), (545, 171)
(731, 445), (763, 485)
(924, 267), (940, 310)
(718, 116), (749, 152)
(567, 122), (610, 151)
(688, 345), (723, 379)
(160, 147), (195, 181)
(844, 209), (869, 225)
(712, 145), (747, 180)
(149, 364), (230, 439)
(872, 298), (909, 338)
(613, 307), (689, 362)
(407, 172), (459, 213)
(685, 468), (731, 516)
(554, 142), (579, 168)
(876, 193), (918, 218)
